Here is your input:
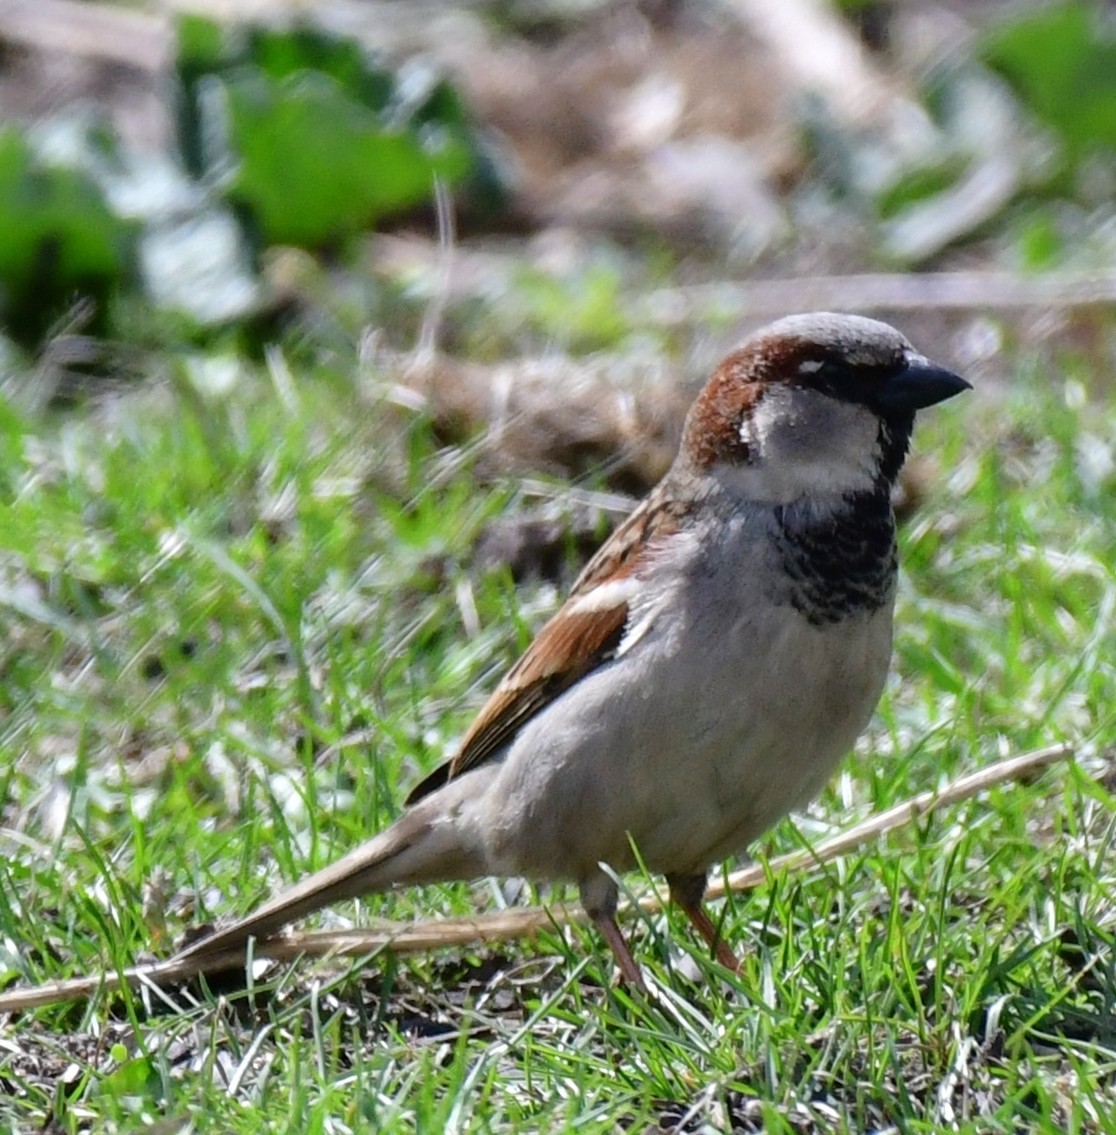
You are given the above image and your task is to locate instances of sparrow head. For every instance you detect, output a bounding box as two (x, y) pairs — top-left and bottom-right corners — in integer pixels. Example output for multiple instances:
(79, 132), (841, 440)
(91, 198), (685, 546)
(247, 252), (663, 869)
(679, 312), (970, 503)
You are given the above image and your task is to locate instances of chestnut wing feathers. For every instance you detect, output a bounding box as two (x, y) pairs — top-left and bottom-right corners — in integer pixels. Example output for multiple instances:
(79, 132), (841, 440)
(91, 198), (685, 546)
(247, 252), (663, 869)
(405, 490), (682, 806)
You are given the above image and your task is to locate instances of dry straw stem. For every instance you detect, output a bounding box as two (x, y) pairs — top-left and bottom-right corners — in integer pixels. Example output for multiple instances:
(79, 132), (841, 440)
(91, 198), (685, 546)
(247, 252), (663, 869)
(0, 742), (1073, 1014)
(639, 272), (1116, 324)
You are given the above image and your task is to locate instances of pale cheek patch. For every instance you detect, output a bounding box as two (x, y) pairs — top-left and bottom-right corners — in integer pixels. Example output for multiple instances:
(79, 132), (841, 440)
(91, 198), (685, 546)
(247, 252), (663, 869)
(733, 387), (881, 501)
(743, 386), (797, 452)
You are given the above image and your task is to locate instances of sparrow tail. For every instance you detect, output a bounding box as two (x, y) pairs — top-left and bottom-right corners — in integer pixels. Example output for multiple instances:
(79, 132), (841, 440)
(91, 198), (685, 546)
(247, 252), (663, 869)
(174, 787), (487, 963)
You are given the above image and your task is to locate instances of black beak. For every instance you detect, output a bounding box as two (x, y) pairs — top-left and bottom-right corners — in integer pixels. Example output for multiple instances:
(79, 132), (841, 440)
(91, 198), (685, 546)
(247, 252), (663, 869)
(875, 354), (972, 413)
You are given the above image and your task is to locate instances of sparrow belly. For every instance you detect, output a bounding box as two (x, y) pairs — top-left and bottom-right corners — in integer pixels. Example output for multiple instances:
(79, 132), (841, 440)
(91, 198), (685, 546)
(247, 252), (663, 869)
(642, 600), (895, 872)
(479, 544), (895, 884)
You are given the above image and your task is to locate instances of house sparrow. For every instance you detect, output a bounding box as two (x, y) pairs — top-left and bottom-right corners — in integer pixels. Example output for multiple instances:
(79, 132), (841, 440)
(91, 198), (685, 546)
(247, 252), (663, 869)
(176, 312), (969, 986)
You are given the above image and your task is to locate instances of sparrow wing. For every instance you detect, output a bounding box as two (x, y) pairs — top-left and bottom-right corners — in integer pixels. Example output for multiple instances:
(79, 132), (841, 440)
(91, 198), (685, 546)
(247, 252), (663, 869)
(405, 486), (683, 804)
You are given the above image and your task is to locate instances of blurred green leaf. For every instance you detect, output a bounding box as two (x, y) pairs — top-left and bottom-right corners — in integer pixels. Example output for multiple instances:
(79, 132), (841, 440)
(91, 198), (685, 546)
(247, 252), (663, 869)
(175, 14), (229, 177)
(1014, 212), (1064, 270)
(874, 157), (968, 220)
(982, 2), (1116, 156)
(174, 17), (491, 247)
(223, 71), (471, 246)
(177, 11), (225, 72)
(0, 131), (133, 344)
(93, 1052), (162, 1107)
(246, 25), (394, 110)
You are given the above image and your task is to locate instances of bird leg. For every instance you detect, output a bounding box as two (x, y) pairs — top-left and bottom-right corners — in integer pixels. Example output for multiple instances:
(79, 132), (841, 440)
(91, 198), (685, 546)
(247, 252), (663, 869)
(667, 873), (740, 972)
(582, 875), (646, 989)
(593, 911), (647, 990)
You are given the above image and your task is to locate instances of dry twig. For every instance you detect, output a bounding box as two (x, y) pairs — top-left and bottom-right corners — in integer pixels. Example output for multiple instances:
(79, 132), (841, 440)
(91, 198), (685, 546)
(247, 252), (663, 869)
(639, 271), (1116, 324)
(0, 742), (1072, 1014)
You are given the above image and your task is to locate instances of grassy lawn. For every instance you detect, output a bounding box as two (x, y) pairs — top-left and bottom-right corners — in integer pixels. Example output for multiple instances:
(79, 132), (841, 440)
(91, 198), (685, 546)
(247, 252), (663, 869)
(0, 320), (1113, 1133)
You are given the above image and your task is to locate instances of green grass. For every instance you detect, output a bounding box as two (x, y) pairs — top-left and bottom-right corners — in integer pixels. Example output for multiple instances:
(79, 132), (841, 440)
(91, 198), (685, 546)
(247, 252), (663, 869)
(0, 328), (1113, 1133)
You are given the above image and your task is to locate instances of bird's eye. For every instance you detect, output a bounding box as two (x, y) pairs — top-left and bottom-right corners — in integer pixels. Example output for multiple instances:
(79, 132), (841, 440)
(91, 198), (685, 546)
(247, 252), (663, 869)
(799, 356), (899, 406)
